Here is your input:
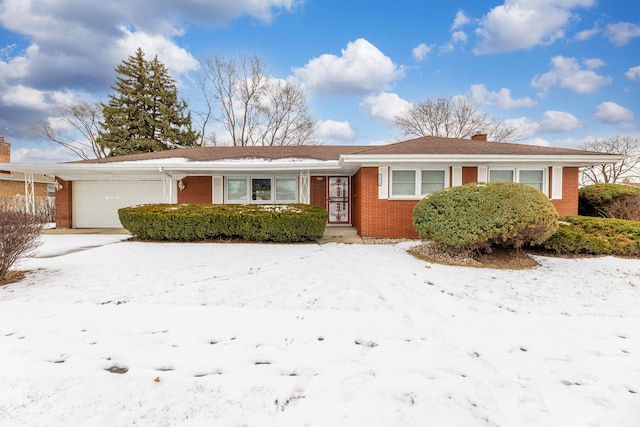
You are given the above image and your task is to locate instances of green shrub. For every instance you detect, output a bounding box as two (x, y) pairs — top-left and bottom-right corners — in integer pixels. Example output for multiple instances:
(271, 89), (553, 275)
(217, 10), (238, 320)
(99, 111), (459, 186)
(535, 216), (640, 256)
(118, 203), (328, 242)
(412, 182), (559, 252)
(578, 183), (640, 217)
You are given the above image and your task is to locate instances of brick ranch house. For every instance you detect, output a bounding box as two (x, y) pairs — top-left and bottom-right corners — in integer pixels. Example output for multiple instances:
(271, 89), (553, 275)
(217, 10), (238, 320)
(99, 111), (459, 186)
(0, 138), (53, 199)
(0, 135), (624, 238)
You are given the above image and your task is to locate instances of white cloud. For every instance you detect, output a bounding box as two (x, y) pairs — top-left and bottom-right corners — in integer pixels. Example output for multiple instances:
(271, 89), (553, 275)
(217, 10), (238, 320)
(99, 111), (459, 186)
(314, 120), (356, 144)
(360, 92), (411, 125)
(294, 39), (404, 96)
(469, 84), (537, 110)
(116, 27), (199, 76)
(451, 31), (468, 44)
(473, 0), (596, 54)
(503, 117), (540, 139)
(574, 26), (600, 41)
(531, 56), (612, 95)
(439, 44), (455, 54)
(0, 0), (300, 140)
(593, 102), (634, 124)
(539, 110), (581, 132)
(625, 66), (640, 81)
(604, 22), (640, 46)
(1, 85), (49, 110)
(412, 43), (432, 61)
(451, 10), (471, 31)
(583, 58), (605, 69)
(11, 146), (78, 163)
(504, 110), (582, 139)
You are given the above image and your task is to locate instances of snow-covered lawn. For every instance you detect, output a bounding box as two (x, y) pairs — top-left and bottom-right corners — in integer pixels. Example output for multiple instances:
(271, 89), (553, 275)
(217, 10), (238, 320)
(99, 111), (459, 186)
(1, 235), (639, 426)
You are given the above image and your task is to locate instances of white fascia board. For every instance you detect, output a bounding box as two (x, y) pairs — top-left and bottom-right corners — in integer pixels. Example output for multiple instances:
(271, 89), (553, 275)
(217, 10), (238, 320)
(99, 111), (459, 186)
(0, 160), (347, 179)
(340, 153), (626, 167)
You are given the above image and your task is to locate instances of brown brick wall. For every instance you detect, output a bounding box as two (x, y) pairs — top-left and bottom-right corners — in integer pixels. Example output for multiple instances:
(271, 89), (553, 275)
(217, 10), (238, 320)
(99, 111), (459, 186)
(352, 167), (419, 238)
(462, 167), (477, 185)
(177, 176), (212, 204)
(0, 180), (48, 197)
(55, 179), (73, 228)
(310, 176), (326, 208)
(551, 167), (579, 216)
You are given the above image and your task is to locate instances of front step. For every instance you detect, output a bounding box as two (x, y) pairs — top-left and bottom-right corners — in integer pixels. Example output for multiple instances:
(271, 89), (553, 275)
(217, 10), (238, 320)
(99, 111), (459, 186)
(317, 225), (363, 244)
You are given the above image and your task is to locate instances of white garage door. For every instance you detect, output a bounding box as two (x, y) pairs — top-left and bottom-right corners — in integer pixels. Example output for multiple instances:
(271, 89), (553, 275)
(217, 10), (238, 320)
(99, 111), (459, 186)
(73, 181), (164, 228)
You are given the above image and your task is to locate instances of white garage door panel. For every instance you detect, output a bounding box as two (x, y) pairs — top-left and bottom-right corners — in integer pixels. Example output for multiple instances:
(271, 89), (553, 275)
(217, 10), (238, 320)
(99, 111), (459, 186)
(74, 181), (164, 228)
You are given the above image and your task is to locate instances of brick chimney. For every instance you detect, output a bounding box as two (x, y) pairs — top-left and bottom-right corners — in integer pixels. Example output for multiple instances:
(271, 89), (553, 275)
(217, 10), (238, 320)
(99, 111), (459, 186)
(471, 132), (487, 142)
(0, 136), (9, 163)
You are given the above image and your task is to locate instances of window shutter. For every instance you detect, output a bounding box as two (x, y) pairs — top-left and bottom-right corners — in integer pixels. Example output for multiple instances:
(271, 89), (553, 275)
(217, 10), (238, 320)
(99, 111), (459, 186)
(378, 167), (388, 199)
(551, 167), (563, 200)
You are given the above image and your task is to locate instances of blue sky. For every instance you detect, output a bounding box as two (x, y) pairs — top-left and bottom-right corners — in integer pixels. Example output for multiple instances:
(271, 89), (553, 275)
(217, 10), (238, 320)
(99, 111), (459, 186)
(0, 0), (639, 162)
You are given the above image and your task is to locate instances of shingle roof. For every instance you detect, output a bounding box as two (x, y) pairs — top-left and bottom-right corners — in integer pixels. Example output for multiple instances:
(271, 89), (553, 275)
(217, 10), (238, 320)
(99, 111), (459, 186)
(74, 136), (611, 164)
(76, 145), (365, 163)
(351, 136), (603, 156)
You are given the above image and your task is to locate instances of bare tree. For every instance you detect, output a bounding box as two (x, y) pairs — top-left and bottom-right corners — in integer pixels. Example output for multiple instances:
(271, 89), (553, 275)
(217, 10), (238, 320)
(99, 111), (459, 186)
(580, 136), (640, 184)
(394, 96), (517, 142)
(29, 102), (107, 160)
(0, 211), (42, 281)
(198, 54), (315, 146)
(255, 79), (315, 146)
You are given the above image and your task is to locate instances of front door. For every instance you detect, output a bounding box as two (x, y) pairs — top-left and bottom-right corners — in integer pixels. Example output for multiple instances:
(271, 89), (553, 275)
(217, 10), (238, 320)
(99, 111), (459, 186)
(327, 177), (349, 224)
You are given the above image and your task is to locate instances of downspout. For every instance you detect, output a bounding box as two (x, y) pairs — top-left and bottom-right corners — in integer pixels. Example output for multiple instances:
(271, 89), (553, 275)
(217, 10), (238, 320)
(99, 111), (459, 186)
(159, 167), (174, 204)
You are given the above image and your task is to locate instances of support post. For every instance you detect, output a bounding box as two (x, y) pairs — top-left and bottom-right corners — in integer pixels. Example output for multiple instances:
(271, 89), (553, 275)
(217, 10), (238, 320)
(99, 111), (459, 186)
(24, 172), (35, 216)
(299, 171), (310, 204)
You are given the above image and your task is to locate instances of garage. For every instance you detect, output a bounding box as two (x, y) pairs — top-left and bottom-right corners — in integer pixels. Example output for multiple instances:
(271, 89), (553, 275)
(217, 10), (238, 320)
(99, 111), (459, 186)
(73, 180), (164, 228)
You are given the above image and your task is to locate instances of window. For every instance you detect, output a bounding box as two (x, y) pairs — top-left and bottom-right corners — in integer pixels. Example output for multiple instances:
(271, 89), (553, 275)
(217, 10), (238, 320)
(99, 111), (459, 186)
(391, 170), (416, 196)
(390, 168), (447, 198)
(519, 170), (544, 192)
(488, 168), (547, 195)
(489, 169), (514, 182)
(275, 178), (297, 202)
(226, 176), (298, 203)
(227, 178), (248, 202)
(421, 170), (446, 195)
(252, 178), (272, 202)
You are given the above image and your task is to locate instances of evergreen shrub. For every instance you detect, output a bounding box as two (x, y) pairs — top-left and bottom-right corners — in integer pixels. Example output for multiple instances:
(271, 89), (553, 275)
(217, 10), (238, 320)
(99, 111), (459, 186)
(578, 183), (640, 217)
(412, 182), (558, 252)
(535, 216), (640, 256)
(118, 203), (328, 242)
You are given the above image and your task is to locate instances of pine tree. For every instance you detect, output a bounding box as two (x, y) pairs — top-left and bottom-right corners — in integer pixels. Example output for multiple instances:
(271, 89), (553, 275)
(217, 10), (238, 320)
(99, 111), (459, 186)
(98, 48), (200, 156)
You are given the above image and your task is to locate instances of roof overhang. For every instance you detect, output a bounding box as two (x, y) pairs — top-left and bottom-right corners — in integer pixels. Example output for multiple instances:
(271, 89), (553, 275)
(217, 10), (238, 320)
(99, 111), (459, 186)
(0, 160), (355, 180)
(340, 153), (627, 168)
(0, 152), (625, 181)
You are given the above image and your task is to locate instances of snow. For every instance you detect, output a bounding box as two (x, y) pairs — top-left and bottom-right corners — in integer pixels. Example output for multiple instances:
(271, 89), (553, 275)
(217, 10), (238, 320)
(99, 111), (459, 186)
(118, 157), (333, 165)
(1, 235), (639, 426)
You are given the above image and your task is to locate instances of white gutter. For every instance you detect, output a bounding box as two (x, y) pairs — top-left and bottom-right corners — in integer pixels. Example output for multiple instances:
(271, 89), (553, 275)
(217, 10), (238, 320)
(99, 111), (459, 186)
(339, 153), (626, 167)
(0, 151), (624, 179)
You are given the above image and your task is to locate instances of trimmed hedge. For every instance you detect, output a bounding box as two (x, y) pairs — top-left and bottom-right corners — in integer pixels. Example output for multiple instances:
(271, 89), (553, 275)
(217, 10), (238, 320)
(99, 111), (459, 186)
(534, 215), (640, 256)
(579, 183), (640, 217)
(413, 182), (559, 252)
(118, 203), (328, 242)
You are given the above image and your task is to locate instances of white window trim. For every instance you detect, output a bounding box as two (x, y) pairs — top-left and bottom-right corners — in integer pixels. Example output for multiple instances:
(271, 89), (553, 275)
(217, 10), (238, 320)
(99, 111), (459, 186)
(389, 168), (449, 200)
(274, 176), (298, 203)
(225, 177), (250, 203)
(488, 167), (548, 196)
(225, 176), (299, 204)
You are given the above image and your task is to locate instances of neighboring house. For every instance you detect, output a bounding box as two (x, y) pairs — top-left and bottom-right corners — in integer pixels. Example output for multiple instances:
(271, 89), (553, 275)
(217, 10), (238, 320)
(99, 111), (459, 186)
(621, 178), (640, 189)
(0, 138), (53, 199)
(0, 135), (625, 238)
